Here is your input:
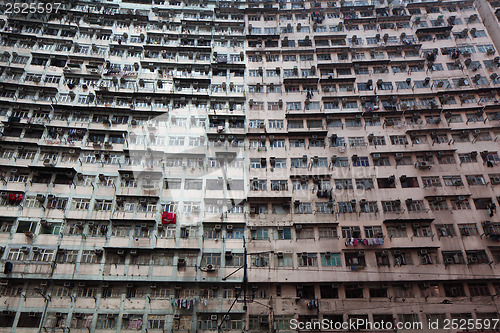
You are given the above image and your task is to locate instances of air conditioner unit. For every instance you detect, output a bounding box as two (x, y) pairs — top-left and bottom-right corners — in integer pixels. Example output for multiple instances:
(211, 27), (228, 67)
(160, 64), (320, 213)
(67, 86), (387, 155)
(417, 162), (431, 170)
(177, 258), (186, 266)
(445, 258), (454, 264)
(419, 249), (428, 255)
(372, 153), (381, 160)
(394, 250), (401, 255)
(32, 247), (40, 253)
(117, 250), (125, 255)
(210, 315), (218, 320)
(64, 282), (71, 287)
(130, 250), (137, 255)
(206, 264), (215, 271)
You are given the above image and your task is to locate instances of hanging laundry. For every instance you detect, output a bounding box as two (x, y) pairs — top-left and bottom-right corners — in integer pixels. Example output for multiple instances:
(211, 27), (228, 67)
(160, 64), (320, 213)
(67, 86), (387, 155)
(162, 212), (176, 224)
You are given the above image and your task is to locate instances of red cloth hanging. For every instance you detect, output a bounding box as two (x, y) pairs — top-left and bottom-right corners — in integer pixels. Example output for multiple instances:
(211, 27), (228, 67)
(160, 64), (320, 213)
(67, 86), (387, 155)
(8, 193), (15, 202)
(162, 212), (176, 224)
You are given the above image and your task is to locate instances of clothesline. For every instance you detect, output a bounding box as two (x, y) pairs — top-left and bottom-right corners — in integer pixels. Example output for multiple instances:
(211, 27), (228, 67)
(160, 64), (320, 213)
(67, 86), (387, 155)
(345, 238), (385, 247)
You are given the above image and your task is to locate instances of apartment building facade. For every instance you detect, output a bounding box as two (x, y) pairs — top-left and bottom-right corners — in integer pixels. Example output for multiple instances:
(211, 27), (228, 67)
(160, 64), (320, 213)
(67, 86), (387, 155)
(0, 0), (499, 332)
(244, 0), (500, 331)
(0, 0), (248, 332)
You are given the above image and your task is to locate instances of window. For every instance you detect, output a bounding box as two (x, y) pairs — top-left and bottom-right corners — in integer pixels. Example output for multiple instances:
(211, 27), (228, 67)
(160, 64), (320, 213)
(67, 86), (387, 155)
(370, 285), (388, 297)
(272, 247), (294, 267)
(370, 136), (386, 146)
(451, 198), (471, 210)
(318, 227), (338, 239)
(390, 135), (408, 145)
(356, 179), (374, 190)
(201, 253), (221, 267)
(345, 284), (364, 298)
(394, 251), (413, 266)
(94, 200), (112, 211)
(337, 202), (355, 213)
(204, 226), (221, 240)
(348, 156), (367, 167)
(252, 253), (269, 267)
(466, 250), (489, 264)
(466, 174), (486, 185)
(349, 137), (366, 147)
(382, 201), (401, 213)
(321, 253), (341, 267)
(459, 153), (477, 163)
(410, 224), (431, 238)
(17, 221), (36, 234)
(477, 44), (495, 53)
(286, 102), (302, 111)
(320, 285), (339, 298)
(443, 283), (466, 297)
(268, 120), (284, 129)
(458, 223), (478, 236)
(361, 201), (378, 213)
(364, 226), (383, 238)
(426, 314), (446, 329)
(297, 228), (314, 239)
(442, 251), (465, 264)
(422, 176), (442, 187)
(490, 174), (500, 185)
(251, 228), (269, 240)
(342, 226), (361, 238)
(298, 253), (318, 266)
(72, 199), (90, 210)
(0, 221), (12, 234)
(404, 200), (423, 212)
(7, 248), (26, 261)
(435, 224), (455, 237)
